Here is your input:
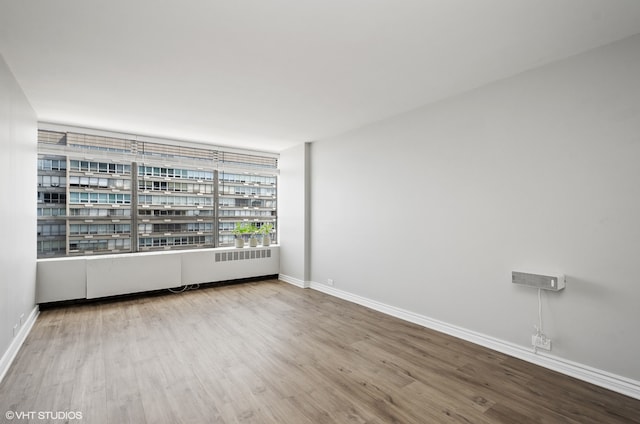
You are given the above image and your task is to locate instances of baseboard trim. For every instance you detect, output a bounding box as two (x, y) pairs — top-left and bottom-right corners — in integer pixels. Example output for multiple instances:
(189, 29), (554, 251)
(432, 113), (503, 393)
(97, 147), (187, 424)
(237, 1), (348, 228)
(308, 281), (640, 400)
(0, 305), (39, 384)
(278, 274), (309, 288)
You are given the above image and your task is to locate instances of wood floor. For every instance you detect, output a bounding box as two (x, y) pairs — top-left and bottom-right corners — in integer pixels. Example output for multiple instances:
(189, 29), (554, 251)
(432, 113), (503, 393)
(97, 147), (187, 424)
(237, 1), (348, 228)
(1, 279), (639, 423)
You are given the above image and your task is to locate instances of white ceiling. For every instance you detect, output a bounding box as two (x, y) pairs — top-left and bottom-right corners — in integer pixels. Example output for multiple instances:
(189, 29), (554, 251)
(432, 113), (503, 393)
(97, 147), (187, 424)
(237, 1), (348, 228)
(2, 0), (640, 152)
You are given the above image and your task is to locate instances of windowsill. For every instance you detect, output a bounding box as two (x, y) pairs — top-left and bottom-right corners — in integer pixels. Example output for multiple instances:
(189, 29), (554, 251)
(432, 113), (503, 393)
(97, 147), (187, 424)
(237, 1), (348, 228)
(36, 244), (280, 262)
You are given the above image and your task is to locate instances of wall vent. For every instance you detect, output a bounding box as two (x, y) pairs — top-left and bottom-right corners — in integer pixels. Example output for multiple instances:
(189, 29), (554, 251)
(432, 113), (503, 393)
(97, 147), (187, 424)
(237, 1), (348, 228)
(215, 249), (272, 262)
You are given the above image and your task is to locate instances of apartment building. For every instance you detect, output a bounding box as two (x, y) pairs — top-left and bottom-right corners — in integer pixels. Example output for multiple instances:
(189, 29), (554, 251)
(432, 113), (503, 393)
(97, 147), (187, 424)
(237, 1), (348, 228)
(36, 129), (278, 257)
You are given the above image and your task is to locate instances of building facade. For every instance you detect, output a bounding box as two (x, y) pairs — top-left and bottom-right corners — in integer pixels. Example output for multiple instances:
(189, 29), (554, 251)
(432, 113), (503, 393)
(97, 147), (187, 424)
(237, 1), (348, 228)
(37, 128), (278, 257)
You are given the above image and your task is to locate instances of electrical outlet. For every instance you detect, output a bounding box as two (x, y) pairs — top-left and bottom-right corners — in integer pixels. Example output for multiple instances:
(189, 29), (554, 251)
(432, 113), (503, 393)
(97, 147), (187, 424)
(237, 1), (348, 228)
(13, 324), (18, 337)
(532, 334), (551, 351)
(327, 278), (334, 286)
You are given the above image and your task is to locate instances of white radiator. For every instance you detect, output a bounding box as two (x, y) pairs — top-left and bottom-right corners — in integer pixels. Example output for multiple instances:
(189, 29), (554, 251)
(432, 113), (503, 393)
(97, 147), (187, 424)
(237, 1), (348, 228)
(36, 246), (280, 302)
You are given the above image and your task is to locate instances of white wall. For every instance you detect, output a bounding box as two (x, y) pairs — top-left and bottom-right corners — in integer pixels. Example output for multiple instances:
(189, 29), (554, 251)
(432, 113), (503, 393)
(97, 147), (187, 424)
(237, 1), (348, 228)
(308, 34), (640, 381)
(0, 55), (37, 366)
(278, 142), (310, 285)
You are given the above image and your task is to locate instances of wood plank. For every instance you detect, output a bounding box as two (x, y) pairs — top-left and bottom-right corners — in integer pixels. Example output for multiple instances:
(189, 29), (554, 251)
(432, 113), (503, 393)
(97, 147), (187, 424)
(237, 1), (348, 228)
(1, 279), (639, 423)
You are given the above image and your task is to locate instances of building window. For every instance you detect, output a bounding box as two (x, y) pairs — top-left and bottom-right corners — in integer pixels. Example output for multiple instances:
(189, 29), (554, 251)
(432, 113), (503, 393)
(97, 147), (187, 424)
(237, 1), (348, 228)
(38, 192), (67, 204)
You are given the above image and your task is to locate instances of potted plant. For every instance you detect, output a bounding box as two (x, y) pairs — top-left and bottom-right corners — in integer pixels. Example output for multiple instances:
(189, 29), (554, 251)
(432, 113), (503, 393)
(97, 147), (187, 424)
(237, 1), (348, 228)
(232, 222), (250, 248)
(258, 223), (274, 246)
(248, 222), (259, 247)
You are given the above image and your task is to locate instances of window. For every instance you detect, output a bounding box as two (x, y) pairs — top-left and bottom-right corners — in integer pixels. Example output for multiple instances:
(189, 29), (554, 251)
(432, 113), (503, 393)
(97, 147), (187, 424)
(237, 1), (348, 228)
(38, 239), (66, 254)
(69, 224), (130, 235)
(38, 207), (65, 217)
(37, 224), (66, 236)
(38, 129), (278, 256)
(69, 238), (131, 253)
(38, 159), (66, 171)
(38, 192), (66, 204)
(69, 160), (131, 175)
